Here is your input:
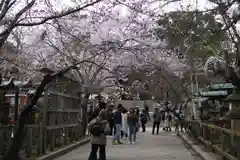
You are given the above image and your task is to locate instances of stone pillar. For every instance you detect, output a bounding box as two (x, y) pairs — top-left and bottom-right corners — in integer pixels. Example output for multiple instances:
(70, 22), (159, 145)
(229, 102), (240, 132)
(225, 91), (240, 132)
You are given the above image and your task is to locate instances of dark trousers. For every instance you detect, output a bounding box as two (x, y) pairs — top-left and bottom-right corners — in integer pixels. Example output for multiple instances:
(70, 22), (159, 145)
(152, 122), (160, 134)
(141, 121), (146, 132)
(88, 144), (106, 160)
(147, 112), (150, 120)
(113, 125), (116, 135)
(180, 123), (184, 131)
(121, 130), (128, 138)
(108, 122), (114, 135)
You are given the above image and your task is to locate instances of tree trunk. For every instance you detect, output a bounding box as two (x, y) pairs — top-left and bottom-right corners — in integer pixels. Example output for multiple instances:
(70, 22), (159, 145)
(1, 76), (51, 160)
(82, 93), (90, 135)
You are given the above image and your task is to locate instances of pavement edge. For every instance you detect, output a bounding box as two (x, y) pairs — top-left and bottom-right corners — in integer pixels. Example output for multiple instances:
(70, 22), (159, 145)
(179, 133), (216, 160)
(37, 137), (90, 160)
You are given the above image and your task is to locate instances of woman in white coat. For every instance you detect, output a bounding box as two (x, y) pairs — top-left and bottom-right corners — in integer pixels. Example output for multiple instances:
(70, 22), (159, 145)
(121, 109), (128, 139)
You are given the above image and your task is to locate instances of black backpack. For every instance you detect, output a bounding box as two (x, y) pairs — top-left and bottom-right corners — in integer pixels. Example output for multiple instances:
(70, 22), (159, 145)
(90, 121), (105, 136)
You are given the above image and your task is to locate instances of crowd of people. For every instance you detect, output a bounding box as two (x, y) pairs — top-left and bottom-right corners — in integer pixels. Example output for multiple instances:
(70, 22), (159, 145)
(87, 100), (188, 160)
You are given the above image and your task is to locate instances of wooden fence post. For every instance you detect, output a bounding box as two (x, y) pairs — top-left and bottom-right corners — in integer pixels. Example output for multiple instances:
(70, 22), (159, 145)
(26, 127), (33, 157)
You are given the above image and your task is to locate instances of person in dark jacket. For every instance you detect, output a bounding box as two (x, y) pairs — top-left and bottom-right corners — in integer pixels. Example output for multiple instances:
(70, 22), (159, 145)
(106, 104), (114, 135)
(127, 108), (138, 144)
(140, 108), (148, 132)
(134, 107), (140, 132)
(112, 104), (123, 145)
(144, 102), (150, 120)
(152, 107), (161, 134)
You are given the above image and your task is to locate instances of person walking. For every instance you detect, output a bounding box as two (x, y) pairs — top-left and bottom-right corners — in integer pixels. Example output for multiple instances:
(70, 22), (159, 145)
(174, 109), (186, 133)
(174, 109), (181, 135)
(134, 107), (140, 132)
(162, 110), (166, 131)
(144, 102), (150, 120)
(179, 111), (185, 132)
(121, 108), (128, 139)
(112, 104), (123, 145)
(88, 110), (110, 160)
(166, 111), (172, 132)
(112, 108), (117, 135)
(106, 104), (114, 136)
(127, 108), (138, 144)
(140, 108), (148, 132)
(152, 107), (161, 135)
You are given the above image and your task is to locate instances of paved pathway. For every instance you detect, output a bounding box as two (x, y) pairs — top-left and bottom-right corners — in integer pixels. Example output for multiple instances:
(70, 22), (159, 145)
(55, 127), (200, 160)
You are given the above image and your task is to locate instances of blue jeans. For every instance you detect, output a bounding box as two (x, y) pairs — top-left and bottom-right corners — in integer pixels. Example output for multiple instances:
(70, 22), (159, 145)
(113, 124), (121, 142)
(128, 124), (136, 142)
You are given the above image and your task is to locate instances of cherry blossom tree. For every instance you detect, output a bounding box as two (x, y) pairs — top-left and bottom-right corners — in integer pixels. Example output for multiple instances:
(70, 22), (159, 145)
(0, 0), (105, 48)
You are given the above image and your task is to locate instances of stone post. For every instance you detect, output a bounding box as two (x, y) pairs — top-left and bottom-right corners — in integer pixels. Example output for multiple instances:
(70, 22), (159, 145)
(226, 92), (240, 132)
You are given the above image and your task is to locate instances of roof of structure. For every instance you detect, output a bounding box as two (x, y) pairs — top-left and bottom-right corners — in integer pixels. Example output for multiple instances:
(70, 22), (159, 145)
(0, 78), (33, 89)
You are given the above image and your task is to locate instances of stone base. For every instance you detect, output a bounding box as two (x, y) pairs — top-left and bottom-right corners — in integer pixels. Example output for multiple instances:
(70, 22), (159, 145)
(231, 119), (240, 132)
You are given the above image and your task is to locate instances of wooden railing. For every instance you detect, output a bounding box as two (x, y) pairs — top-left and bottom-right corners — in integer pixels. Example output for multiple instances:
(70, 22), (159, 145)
(189, 120), (240, 160)
(0, 122), (85, 158)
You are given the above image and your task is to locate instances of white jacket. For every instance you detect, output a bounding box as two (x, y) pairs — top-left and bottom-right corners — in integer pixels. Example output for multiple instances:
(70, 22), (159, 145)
(121, 113), (128, 133)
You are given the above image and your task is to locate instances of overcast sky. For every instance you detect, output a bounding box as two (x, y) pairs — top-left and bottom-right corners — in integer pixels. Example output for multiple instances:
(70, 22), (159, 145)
(20, 0), (216, 43)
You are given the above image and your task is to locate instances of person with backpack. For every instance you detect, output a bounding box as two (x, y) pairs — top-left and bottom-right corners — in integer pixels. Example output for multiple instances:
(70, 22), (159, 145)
(179, 111), (185, 132)
(174, 110), (186, 133)
(140, 108), (148, 132)
(152, 107), (161, 135)
(127, 108), (138, 144)
(112, 104), (123, 145)
(88, 110), (109, 160)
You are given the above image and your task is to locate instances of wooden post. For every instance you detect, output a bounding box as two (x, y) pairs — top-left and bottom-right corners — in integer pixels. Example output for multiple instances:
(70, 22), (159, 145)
(237, 135), (240, 160)
(14, 87), (19, 122)
(210, 128), (214, 152)
(64, 127), (68, 145)
(38, 123), (43, 155)
(220, 130), (225, 160)
(39, 92), (48, 154)
(26, 127), (33, 157)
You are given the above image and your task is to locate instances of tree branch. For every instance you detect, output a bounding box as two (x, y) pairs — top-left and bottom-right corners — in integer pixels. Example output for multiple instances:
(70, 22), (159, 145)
(16, 0), (102, 27)
(0, 0), (35, 47)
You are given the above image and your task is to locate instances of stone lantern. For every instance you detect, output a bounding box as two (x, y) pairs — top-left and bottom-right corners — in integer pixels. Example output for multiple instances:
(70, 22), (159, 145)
(225, 91), (240, 132)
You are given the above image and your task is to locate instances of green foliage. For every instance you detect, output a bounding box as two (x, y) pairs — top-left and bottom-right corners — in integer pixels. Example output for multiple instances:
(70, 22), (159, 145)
(154, 11), (228, 61)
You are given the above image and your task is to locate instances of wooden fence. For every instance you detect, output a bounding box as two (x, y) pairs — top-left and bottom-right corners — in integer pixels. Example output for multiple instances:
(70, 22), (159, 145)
(0, 88), (85, 158)
(189, 120), (240, 160)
